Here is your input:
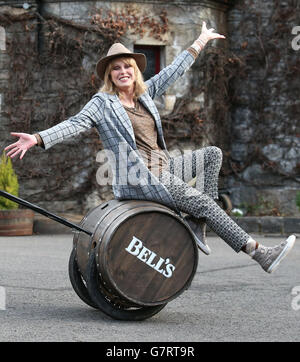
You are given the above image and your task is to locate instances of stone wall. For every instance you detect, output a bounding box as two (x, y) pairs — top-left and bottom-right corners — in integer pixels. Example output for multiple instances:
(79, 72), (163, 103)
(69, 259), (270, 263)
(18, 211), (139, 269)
(42, 0), (228, 115)
(227, 0), (300, 216)
(0, 2), (107, 213)
(1, 0), (299, 217)
(0, 0), (228, 213)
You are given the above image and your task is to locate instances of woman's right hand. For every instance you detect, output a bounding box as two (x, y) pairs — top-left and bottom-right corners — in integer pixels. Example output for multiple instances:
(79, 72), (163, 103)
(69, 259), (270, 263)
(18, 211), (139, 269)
(4, 132), (37, 160)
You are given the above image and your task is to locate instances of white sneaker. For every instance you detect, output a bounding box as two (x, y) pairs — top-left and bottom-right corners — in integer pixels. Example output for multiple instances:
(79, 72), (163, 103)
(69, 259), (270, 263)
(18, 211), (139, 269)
(252, 235), (296, 273)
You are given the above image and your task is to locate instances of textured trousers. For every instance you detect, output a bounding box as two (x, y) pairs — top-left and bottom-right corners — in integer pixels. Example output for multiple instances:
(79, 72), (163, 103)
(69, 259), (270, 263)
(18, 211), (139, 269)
(159, 147), (250, 252)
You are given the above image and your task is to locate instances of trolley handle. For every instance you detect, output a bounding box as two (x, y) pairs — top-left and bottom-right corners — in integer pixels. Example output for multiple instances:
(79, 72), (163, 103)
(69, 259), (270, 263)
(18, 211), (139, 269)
(0, 190), (92, 236)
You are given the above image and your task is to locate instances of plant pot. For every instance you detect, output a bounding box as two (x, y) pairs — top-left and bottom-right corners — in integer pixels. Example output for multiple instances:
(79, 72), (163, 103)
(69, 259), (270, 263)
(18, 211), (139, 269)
(0, 209), (35, 236)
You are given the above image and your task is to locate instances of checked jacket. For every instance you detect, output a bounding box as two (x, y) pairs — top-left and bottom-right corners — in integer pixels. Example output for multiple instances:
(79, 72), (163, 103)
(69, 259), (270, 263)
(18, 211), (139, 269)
(38, 50), (195, 212)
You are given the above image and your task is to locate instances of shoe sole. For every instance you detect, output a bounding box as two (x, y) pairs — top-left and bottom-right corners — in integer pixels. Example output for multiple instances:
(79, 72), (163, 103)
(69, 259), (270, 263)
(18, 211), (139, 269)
(195, 236), (211, 255)
(197, 243), (211, 255)
(267, 235), (296, 273)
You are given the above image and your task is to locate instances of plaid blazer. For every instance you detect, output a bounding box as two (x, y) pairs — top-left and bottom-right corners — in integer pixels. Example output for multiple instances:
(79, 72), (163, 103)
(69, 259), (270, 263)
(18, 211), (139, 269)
(39, 50), (195, 212)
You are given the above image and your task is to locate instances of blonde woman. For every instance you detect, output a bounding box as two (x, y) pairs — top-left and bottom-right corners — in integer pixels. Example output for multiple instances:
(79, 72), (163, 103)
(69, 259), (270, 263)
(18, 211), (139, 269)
(5, 21), (295, 273)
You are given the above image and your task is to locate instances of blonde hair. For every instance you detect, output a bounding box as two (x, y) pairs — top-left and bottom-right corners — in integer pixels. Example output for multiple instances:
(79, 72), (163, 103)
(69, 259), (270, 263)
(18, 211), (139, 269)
(100, 56), (147, 98)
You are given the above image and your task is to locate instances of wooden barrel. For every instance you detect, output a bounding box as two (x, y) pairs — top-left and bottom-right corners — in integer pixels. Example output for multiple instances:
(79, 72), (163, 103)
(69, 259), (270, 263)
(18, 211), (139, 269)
(0, 209), (34, 236)
(74, 200), (198, 308)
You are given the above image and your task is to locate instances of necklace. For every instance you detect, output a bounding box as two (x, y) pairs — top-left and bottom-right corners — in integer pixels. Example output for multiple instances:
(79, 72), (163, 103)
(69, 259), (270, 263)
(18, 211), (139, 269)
(124, 100), (138, 111)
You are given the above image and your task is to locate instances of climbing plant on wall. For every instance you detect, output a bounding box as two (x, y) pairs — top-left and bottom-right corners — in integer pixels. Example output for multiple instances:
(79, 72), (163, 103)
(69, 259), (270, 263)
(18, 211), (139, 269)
(0, 6), (249, 209)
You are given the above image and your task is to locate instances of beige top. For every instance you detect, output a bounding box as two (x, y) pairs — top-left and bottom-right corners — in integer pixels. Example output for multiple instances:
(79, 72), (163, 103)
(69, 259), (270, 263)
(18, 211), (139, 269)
(124, 101), (169, 177)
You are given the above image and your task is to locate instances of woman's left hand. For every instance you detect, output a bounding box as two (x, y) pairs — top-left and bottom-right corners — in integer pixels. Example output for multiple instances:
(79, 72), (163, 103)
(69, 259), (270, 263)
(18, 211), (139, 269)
(195, 21), (226, 48)
(200, 21), (225, 42)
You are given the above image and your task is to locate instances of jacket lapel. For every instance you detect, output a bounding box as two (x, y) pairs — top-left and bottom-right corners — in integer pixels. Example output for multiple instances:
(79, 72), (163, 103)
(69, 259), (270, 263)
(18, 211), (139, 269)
(139, 93), (159, 123)
(109, 95), (136, 146)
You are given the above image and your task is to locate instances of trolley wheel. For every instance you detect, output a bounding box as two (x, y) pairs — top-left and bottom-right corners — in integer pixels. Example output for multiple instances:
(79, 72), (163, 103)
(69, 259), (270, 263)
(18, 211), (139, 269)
(68, 248), (99, 309)
(218, 193), (233, 214)
(86, 249), (167, 321)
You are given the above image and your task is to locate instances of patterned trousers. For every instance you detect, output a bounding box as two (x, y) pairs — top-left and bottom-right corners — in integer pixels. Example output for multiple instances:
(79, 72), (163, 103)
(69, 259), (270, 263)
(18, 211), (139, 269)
(159, 147), (250, 252)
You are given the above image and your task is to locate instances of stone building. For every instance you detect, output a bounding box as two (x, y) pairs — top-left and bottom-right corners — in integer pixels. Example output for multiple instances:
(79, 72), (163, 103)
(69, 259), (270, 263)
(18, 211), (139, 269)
(227, 0), (300, 217)
(0, 0), (299, 216)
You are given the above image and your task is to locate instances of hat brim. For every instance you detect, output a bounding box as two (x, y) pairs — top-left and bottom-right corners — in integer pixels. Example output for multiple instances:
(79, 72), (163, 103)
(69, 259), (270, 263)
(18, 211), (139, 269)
(96, 52), (147, 80)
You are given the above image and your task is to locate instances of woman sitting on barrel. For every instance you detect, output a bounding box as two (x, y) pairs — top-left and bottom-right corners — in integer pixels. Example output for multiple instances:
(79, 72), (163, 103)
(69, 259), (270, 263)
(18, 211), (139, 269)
(5, 21), (295, 274)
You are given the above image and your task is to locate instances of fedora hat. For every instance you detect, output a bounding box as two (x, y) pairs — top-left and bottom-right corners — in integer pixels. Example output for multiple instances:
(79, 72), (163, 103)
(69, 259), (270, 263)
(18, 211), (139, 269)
(96, 43), (147, 80)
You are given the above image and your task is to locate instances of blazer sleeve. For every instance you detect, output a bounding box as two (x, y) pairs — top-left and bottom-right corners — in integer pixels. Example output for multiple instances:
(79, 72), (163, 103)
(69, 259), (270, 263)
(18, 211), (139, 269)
(38, 95), (104, 150)
(145, 50), (195, 99)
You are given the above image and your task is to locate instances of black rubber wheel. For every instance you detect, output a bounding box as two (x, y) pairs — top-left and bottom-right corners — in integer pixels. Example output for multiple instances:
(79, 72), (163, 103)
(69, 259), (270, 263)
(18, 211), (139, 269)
(86, 249), (167, 321)
(68, 248), (99, 309)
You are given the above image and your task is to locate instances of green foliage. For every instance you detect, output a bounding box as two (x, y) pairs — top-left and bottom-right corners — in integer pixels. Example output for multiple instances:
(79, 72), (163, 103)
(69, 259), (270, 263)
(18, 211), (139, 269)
(296, 191), (300, 212)
(239, 196), (280, 216)
(0, 152), (19, 210)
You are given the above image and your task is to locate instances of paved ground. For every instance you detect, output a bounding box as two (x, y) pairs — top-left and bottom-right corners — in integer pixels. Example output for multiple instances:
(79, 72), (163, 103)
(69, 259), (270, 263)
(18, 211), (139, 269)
(0, 233), (299, 342)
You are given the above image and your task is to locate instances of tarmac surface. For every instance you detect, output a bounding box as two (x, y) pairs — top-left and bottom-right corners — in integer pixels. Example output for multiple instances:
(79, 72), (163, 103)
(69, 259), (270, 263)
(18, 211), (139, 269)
(0, 233), (299, 342)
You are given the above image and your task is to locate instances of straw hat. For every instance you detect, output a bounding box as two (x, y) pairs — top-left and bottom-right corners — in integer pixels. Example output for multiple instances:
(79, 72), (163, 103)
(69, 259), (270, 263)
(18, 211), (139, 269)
(96, 43), (147, 80)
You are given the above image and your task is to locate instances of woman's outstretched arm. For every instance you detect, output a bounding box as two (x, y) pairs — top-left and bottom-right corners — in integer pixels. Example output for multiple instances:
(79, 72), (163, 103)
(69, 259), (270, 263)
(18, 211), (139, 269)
(146, 21), (225, 98)
(4, 95), (104, 159)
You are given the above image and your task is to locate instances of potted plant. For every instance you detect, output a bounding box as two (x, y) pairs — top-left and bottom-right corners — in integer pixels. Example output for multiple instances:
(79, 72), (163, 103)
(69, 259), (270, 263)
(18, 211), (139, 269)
(0, 152), (34, 236)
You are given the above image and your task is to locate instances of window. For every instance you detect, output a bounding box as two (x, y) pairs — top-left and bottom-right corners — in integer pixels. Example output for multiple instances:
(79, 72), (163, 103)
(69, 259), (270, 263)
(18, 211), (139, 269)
(133, 45), (162, 81)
